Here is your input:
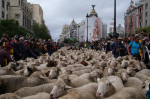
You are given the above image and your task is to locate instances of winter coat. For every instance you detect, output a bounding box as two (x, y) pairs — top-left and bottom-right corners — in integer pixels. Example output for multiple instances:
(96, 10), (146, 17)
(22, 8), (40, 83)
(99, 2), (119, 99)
(0, 48), (13, 67)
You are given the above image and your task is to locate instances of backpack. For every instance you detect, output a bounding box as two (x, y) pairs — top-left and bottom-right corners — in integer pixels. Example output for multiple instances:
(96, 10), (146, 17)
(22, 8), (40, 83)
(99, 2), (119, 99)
(129, 42), (141, 51)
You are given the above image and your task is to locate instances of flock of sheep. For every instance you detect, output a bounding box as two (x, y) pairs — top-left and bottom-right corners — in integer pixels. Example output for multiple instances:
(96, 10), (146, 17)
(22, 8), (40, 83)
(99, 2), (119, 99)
(0, 47), (150, 99)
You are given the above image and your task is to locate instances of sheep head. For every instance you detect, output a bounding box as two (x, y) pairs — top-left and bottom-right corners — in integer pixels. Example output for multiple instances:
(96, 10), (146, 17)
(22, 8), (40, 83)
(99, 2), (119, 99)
(96, 77), (116, 98)
(49, 68), (59, 79)
(50, 78), (72, 99)
(0, 67), (15, 76)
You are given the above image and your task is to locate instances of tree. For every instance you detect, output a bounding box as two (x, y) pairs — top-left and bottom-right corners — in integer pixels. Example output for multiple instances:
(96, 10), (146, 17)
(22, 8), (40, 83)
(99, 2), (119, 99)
(32, 22), (51, 40)
(136, 26), (150, 33)
(0, 19), (27, 37)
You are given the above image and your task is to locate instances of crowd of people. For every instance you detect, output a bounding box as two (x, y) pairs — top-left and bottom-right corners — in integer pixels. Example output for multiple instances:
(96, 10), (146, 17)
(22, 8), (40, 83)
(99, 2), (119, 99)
(0, 33), (60, 67)
(0, 32), (150, 68)
(77, 32), (150, 68)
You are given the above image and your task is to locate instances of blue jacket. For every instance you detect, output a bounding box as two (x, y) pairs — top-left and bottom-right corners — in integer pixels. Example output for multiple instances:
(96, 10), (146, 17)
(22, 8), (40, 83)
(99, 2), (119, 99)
(146, 83), (150, 99)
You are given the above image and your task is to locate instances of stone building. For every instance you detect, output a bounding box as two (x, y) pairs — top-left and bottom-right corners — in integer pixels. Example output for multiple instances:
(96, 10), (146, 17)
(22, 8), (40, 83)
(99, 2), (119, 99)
(31, 4), (44, 25)
(9, 0), (32, 30)
(124, 0), (138, 35)
(124, 0), (150, 35)
(102, 24), (107, 38)
(84, 5), (103, 42)
(70, 19), (77, 39)
(143, 0), (150, 27)
(117, 24), (125, 36)
(0, 0), (10, 19)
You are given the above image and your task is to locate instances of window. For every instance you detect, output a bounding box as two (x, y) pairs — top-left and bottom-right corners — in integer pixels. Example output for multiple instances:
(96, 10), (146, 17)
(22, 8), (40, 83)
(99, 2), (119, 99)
(145, 3), (148, 9)
(146, 12), (148, 17)
(2, 11), (4, 18)
(6, 14), (8, 19)
(140, 8), (141, 13)
(19, 0), (20, 6)
(140, 22), (141, 28)
(15, 14), (20, 19)
(145, 20), (148, 25)
(2, 0), (4, 8)
(7, 2), (9, 10)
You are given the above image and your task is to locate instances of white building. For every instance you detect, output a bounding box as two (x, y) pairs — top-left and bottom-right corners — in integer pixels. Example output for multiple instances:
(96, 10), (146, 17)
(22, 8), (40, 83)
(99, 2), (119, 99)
(0, 0), (10, 19)
(84, 5), (103, 42)
(9, 0), (32, 30)
(109, 20), (114, 33)
(143, 0), (150, 27)
(117, 24), (125, 36)
(78, 20), (85, 42)
(31, 4), (44, 25)
(58, 5), (107, 43)
(102, 24), (107, 38)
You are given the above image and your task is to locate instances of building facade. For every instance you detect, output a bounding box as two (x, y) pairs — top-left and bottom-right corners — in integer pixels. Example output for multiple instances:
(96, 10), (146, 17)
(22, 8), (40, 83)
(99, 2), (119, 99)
(102, 24), (107, 38)
(9, 0), (32, 30)
(31, 4), (44, 25)
(143, 0), (150, 27)
(124, 0), (150, 35)
(109, 20), (114, 34)
(58, 5), (107, 43)
(117, 24), (125, 36)
(84, 5), (103, 42)
(0, 0), (10, 19)
(70, 19), (77, 39)
(124, 0), (137, 35)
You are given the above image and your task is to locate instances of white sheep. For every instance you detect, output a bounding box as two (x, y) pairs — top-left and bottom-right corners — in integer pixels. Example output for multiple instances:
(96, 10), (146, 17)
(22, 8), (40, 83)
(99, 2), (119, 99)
(124, 77), (143, 88)
(0, 67), (16, 76)
(103, 67), (114, 77)
(89, 69), (103, 82)
(134, 72), (148, 82)
(0, 74), (50, 94)
(138, 69), (150, 76)
(50, 79), (97, 99)
(96, 76), (124, 98)
(15, 83), (54, 97)
(69, 73), (94, 88)
(72, 69), (91, 76)
(103, 87), (145, 99)
(22, 92), (50, 99)
(0, 93), (21, 99)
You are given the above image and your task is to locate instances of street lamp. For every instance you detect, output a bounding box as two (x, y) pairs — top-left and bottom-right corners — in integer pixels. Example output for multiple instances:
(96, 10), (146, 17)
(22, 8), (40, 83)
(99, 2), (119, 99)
(86, 13), (89, 42)
(114, 0), (117, 36)
(78, 25), (80, 42)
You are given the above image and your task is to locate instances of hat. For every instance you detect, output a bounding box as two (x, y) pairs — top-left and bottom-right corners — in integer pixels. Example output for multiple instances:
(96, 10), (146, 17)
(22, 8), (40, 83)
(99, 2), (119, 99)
(118, 37), (122, 40)
(5, 45), (13, 50)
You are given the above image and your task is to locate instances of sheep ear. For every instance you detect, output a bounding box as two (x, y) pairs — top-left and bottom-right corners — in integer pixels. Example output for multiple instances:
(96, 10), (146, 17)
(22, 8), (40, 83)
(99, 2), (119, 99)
(65, 85), (72, 89)
(97, 78), (101, 83)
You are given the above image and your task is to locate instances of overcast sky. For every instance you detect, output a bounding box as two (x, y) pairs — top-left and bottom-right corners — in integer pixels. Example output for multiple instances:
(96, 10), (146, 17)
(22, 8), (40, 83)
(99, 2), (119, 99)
(27, 0), (138, 41)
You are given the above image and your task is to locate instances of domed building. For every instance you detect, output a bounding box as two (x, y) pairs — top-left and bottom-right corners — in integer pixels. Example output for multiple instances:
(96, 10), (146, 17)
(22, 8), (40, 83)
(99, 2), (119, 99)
(70, 18), (77, 39)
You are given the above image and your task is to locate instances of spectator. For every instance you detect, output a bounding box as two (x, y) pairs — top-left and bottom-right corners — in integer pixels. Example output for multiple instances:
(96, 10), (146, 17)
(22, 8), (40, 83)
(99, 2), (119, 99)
(19, 37), (27, 59)
(111, 37), (126, 58)
(124, 38), (130, 55)
(0, 45), (14, 67)
(129, 37), (142, 60)
(11, 38), (21, 61)
(47, 39), (53, 55)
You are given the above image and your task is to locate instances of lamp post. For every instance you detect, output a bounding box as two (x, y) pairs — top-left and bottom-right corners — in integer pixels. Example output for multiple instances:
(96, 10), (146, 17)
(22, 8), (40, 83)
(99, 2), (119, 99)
(114, 0), (117, 35)
(86, 13), (89, 42)
(78, 25), (80, 42)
